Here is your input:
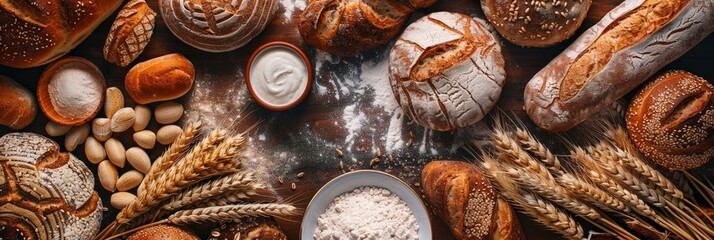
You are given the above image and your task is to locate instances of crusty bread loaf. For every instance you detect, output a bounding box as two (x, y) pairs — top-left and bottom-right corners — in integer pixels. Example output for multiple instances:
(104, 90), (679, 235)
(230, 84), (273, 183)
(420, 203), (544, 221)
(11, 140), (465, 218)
(0, 0), (122, 68)
(127, 224), (199, 240)
(626, 70), (714, 170)
(0, 76), (36, 129)
(389, 12), (505, 131)
(524, 0), (714, 132)
(299, 0), (436, 56)
(104, 0), (157, 67)
(481, 0), (591, 47)
(125, 54), (195, 104)
(159, 0), (277, 52)
(421, 161), (523, 240)
(0, 133), (102, 239)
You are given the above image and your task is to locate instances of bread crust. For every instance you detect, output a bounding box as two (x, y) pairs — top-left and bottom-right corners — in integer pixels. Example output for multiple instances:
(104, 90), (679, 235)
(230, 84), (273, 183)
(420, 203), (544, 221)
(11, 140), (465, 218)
(125, 54), (195, 104)
(524, 0), (714, 132)
(0, 76), (36, 130)
(104, 0), (157, 67)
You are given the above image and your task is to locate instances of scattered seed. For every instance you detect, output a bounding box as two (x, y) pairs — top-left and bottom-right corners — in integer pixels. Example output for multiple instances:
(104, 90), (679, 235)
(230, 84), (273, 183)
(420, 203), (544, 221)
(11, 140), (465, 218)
(277, 177), (284, 184)
(336, 148), (344, 157)
(297, 172), (305, 178)
(339, 161), (345, 171)
(414, 182), (421, 187)
(407, 139), (414, 147)
(291, 182), (297, 190)
(375, 148), (381, 158)
(370, 158), (380, 167)
(388, 154), (394, 161)
(409, 131), (414, 138)
(211, 231), (220, 237)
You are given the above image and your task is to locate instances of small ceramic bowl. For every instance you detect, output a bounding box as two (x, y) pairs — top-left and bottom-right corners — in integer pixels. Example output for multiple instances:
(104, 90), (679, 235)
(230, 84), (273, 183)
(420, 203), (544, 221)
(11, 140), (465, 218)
(246, 41), (312, 111)
(301, 170), (433, 239)
(37, 57), (105, 126)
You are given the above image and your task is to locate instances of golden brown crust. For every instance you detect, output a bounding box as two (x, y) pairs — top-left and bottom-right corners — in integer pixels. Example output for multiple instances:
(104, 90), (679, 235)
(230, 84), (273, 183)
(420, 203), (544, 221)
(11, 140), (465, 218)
(0, 76), (36, 130)
(104, 0), (156, 67)
(626, 70), (714, 170)
(125, 53), (195, 104)
(127, 224), (200, 240)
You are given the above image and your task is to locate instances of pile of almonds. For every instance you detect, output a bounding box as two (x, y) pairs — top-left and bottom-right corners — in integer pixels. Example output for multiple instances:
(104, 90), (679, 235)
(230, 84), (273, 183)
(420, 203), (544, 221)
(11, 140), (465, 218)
(45, 87), (186, 210)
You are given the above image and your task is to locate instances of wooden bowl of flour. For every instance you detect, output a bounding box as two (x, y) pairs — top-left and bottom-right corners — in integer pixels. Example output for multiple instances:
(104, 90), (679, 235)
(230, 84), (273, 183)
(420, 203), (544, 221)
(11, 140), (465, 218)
(37, 57), (105, 126)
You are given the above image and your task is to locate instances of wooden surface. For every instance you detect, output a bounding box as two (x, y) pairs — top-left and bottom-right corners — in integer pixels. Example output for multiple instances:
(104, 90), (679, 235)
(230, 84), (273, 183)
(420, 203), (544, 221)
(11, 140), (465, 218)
(1, 0), (713, 239)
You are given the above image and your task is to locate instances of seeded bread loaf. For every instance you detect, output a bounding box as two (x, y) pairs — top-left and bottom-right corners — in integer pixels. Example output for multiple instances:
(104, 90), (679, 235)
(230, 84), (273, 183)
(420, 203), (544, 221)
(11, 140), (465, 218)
(524, 0), (714, 132)
(421, 161), (523, 240)
(389, 12), (505, 131)
(0, 76), (36, 130)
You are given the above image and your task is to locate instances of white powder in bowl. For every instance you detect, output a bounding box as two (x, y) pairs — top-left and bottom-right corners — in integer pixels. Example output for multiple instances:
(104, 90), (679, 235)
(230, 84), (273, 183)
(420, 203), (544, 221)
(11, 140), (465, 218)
(48, 62), (102, 120)
(314, 187), (419, 240)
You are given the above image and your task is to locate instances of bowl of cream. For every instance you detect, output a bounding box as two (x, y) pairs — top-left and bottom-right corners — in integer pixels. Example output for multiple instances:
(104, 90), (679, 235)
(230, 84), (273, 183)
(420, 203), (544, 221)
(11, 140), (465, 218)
(246, 42), (312, 111)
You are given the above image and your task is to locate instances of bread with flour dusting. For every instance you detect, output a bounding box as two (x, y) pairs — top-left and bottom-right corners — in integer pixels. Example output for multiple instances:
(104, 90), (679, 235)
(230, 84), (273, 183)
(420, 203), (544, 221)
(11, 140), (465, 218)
(389, 12), (505, 131)
(524, 0), (714, 132)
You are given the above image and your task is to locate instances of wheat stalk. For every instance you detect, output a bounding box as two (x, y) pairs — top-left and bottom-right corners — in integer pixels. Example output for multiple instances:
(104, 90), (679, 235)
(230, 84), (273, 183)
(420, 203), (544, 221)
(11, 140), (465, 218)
(162, 171), (260, 212)
(514, 128), (563, 174)
(558, 173), (631, 214)
(167, 203), (298, 225)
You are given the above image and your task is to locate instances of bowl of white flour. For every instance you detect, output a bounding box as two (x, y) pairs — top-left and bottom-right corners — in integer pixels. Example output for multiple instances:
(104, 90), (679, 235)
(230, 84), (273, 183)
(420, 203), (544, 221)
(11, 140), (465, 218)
(301, 170), (431, 240)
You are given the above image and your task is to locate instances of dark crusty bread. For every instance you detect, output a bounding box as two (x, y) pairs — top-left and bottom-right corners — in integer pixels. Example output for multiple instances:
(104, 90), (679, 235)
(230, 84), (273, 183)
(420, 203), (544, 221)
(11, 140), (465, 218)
(421, 161), (523, 240)
(104, 0), (156, 67)
(626, 70), (714, 170)
(481, 0), (591, 47)
(0, 76), (36, 129)
(524, 0), (714, 132)
(125, 53), (195, 104)
(0, 0), (122, 68)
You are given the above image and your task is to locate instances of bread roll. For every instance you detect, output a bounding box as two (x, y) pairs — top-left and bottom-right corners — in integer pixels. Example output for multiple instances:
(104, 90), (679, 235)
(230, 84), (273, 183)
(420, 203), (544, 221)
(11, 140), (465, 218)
(0, 0), (122, 68)
(524, 0), (714, 132)
(299, 0), (437, 56)
(481, 0), (591, 47)
(626, 70), (714, 170)
(104, 0), (157, 67)
(127, 224), (199, 240)
(0, 133), (102, 239)
(125, 53), (195, 104)
(421, 161), (523, 240)
(0, 76), (36, 129)
(389, 12), (505, 131)
(159, 0), (277, 52)
(208, 217), (287, 240)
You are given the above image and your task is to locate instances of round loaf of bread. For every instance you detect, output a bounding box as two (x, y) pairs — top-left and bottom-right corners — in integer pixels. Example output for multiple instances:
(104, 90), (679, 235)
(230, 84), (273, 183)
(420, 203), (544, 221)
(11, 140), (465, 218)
(389, 12), (506, 131)
(481, 0), (591, 47)
(208, 217), (287, 240)
(626, 70), (714, 170)
(0, 133), (102, 239)
(0, 76), (36, 130)
(125, 53), (195, 104)
(299, 0), (437, 56)
(0, 0), (122, 68)
(159, 0), (278, 52)
(127, 224), (200, 240)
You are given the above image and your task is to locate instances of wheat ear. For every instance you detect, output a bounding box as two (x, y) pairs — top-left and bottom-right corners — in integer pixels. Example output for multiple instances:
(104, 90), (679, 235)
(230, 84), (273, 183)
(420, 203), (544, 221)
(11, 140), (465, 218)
(558, 173), (631, 214)
(138, 121), (201, 197)
(162, 171), (259, 212)
(491, 129), (555, 183)
(166, 203), (298, 225)
(514, 128), (564, 174)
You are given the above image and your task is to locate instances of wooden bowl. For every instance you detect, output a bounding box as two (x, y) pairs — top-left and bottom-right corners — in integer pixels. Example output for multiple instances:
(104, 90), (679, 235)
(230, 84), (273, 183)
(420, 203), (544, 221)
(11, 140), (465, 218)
(37, 57), (105, 126)
(246, 41), (312, 111)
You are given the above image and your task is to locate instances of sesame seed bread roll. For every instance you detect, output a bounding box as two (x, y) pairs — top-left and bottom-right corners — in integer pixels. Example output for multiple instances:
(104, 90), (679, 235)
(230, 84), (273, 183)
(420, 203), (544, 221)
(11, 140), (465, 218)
(0, 0), (123, 68)
(524, 0), (714, 132)
(421, 161), (523, 240)
(127, 224), (199, 240)
(626, 70), (714, 170)
(481, 0), (591, 47)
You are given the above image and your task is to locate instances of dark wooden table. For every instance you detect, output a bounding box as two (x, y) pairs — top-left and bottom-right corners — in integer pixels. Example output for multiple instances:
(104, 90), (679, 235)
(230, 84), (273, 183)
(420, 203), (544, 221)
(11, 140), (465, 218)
(1, 0), (712, 239)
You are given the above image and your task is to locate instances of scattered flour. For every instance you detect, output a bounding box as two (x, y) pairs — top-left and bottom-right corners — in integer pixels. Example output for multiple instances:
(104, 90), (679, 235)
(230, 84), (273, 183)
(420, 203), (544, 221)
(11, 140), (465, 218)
(279, 0), (306, 21)
(314, 187), (419, 240)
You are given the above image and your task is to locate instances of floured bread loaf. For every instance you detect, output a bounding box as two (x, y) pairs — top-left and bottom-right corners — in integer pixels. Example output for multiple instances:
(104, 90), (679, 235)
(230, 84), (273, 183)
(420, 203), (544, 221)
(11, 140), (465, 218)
(159, 0), (278, 52)
(0, 133), (102, 240)
(389, 12), (506, 131)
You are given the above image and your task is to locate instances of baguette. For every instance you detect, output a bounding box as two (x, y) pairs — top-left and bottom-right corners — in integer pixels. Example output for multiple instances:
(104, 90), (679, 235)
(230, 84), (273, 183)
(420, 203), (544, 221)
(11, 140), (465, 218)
(0, 76), (36, 129)
(524, 0), (714, 132)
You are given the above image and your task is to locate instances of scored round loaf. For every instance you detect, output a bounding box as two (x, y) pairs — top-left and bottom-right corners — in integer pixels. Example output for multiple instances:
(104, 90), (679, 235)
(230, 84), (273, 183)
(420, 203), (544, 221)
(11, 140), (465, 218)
(481, 0), (591, 47)
(299, 0), (437, 56)
(626, 70), (714, 170)
(0, 133), (102, 239)
(159, 0), (278, 52)
(389, 12), (506, 131)
(127, 224), (200, 240)
(208, 217), (287, 240)
(0, 76), (37, 130)
(0, 0), (122, 68)
(125, 53), (195, 104)
(421, 161), (523, 240)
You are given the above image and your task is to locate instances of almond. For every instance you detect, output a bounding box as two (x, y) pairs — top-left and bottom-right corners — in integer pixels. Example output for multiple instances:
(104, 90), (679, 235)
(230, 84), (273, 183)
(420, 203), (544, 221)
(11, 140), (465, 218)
(45, 121), (72, 137)
(65, 124), (90, 151)
(133, 104), (151, 131)
(98, 160), (118, 192)
(110, 107), (136, 133)
(116, 170), (144, 191)
(156, 125), (182, 145)
(105, 87), (124, 119)
(126, 147), (151, 174)
(110, 192), (137, 210)
(92, 118), (112, 141)
(84, 136), (106, 164)
(133, 130), (156, 149)
(154, 101), (184, 124)
(105, 138), (126, 168)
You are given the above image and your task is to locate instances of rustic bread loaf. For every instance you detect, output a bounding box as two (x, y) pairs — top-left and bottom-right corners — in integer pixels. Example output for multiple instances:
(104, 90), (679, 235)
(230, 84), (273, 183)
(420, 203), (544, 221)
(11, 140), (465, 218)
(0, 133), (102, 239)
(159, 0), (277, 52)
(0, 76), (36, 130)
(421, 161), (523, 240)
(626, 70), (714, 170)
(299, 0), (437, 56)
(127, 224), (200, 240)
(481, 0), (591, 47)
(524, 0), (714, 132)
(125, 53), (195, 104)
(104, 0), (157, 67)
(389, 12), (505, 131)
(208, 217), (287, 240)
(0, 0), (122, 68)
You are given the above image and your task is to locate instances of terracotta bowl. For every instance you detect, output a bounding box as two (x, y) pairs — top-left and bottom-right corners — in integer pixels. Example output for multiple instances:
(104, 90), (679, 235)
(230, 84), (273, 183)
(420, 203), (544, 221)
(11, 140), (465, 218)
(246, 41), (313, 111)
(37, 57), (105, 126)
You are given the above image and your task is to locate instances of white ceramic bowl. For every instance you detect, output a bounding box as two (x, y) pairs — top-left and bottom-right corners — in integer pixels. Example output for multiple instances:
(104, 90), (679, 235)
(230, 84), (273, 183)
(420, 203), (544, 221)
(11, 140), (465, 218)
(301, 170), (432, 239)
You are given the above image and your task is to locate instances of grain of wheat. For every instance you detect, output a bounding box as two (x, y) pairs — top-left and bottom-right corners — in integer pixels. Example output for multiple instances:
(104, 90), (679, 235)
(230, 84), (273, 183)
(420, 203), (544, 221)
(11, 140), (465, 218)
(514, 128), (563, 174)
(162, 171), (259, 211)
(558, 173), (631, 214)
